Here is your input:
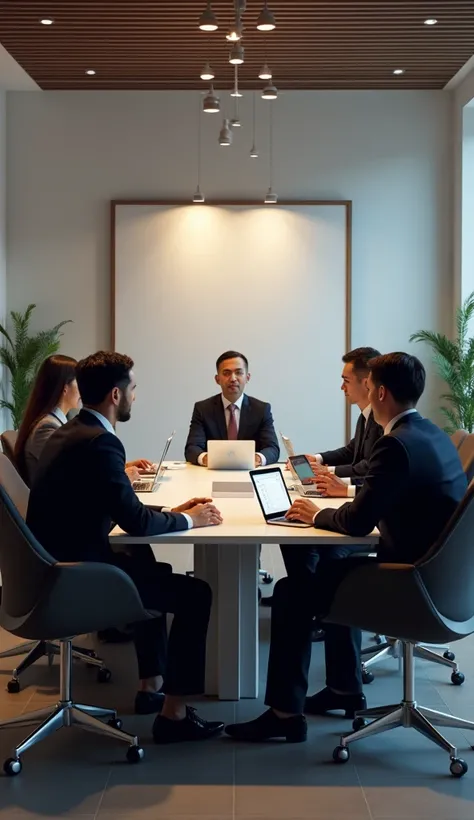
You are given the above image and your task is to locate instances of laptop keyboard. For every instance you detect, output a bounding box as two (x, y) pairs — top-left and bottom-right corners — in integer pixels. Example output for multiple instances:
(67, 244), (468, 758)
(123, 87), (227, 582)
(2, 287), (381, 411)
(133, 480), (152, 492)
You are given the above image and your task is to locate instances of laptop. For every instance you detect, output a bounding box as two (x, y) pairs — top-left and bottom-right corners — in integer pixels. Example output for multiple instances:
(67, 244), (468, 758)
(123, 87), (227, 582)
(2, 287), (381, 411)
(207, 440), (255, 471)
(280, 432), (299, 480)
(249, 467), (311, 528)
(132, 432), (175, 493)
(288, 455), (321, 498)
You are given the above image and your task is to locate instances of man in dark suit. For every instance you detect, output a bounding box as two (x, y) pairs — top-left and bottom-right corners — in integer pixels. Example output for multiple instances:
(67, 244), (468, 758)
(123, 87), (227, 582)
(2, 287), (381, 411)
(185, 350), (279, 467)
(27, 351), (225, 744)
(225, 353), (467, 742)
(276, 348), (383, 600)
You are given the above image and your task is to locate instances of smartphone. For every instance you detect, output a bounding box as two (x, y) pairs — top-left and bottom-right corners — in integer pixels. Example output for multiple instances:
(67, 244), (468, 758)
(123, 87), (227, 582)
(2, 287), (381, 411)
(288, 454), (315, 485)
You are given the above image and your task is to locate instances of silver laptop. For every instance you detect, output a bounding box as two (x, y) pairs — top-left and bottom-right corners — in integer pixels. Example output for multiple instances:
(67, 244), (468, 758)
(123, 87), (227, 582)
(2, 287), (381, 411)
(207, 440), (255, 471)
(132, 432), (175, 493)
(280, 432), (299, 480)
(250, 467), (311, 528)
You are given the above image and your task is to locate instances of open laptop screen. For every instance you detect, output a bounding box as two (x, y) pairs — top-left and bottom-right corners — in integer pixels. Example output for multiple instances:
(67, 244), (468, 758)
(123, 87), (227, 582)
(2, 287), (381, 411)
(251, 468), (291, 518)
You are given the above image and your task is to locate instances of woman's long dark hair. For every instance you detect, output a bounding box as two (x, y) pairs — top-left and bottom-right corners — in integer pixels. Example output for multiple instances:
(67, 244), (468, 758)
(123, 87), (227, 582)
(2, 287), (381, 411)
(14, 354), (77, 480)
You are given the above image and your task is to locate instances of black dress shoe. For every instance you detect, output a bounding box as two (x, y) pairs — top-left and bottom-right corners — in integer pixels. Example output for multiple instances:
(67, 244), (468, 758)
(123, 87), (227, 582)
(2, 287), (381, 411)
(135, 690), (165, 715)
(225, 709), (307, 743)
(152, 706), (224, 744)
(304, 687), (366, 718)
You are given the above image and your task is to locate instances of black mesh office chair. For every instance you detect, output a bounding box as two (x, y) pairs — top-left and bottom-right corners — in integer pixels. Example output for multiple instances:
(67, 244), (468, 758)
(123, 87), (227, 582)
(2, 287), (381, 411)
(0, 473), (154, 774)
(0, 454), (108, 691)
(327, 481), (474, 777)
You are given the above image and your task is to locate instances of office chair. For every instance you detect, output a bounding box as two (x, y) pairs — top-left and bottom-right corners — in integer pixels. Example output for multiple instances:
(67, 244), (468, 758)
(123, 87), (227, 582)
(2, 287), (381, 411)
(328, 482), (474, 777)
(0, 476), (153, 774)
(360, 435), (474, 685)
(0, 430), (18, 464)
(0, 454), (109, 692)
(451, 429), (468, 450)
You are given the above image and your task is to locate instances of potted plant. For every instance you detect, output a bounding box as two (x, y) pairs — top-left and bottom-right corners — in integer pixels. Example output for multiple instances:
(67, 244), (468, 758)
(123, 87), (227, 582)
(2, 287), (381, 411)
(410, 291), (474, 433)
(0, 304), (72, 429)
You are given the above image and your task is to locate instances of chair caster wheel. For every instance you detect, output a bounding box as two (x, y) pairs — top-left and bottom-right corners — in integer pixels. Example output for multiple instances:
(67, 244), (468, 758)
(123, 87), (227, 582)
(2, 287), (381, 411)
(362, 670), (374, 685)
(97, 667), (112, 683)
(352, 717), (367, 731)
(333, 745), (350, 763)
(3, 757), (21, 776)
(262, 574), (273, 585)
(443, 650), (455, 661)
(7, 679), (20, 694)
(108, 718), (122, 730)
(126, 745), (144, 764)
(450, 757), (468, 777)
(451, 671), (465, 686)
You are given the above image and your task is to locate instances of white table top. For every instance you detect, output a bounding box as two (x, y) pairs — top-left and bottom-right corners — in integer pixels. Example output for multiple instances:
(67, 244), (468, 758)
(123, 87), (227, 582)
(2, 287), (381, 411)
(110, 462), (379, 546)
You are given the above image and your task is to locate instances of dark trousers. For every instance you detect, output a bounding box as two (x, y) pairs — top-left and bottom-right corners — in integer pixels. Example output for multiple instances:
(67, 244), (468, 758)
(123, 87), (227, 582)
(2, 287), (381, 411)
(265, 558), (371, 714)
(280, 544), (355, 581)
(113, 555), (212, 695)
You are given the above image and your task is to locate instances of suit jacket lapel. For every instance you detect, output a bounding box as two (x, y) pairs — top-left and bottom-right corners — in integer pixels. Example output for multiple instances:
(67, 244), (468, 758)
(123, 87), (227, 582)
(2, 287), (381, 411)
(214, 396), (228, 440)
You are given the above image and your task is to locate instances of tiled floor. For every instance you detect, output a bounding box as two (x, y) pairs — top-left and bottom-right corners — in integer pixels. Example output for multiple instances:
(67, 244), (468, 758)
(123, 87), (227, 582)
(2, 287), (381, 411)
(1, 543), (474, 818)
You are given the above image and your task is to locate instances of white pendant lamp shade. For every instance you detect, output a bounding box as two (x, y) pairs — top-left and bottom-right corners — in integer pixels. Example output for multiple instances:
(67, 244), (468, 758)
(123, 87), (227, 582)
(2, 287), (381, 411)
(257, 3), (276, 31)
(229, 44), (244, 65)
(200, 62), (215, 81)
(262, 83), (277, 99)
(259, 63), (272, 80)
(219, 118), (233, 146)
(199, 2), (218, 31)
(203, 85), (220, 112)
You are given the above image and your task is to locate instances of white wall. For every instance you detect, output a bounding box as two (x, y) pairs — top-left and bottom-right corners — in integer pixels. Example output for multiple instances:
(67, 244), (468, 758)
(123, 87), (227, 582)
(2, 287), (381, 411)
(6, 90), (452, 421)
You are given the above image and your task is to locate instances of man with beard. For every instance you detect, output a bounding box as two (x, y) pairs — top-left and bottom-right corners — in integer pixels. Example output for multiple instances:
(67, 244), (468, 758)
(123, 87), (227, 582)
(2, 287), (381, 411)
(26, 351), (225, 744)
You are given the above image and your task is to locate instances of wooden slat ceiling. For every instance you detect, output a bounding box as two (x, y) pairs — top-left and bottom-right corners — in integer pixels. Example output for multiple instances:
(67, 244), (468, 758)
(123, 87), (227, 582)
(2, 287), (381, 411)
(0, 0), (473, 91)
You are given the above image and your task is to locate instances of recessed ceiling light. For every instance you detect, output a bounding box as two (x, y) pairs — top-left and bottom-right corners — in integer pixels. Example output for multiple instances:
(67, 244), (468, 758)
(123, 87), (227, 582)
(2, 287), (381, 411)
(393, 69), (405, 75)
(86, 69), (96, 76)
(40, 17), (54, 25)
(424, 18), (438, 25)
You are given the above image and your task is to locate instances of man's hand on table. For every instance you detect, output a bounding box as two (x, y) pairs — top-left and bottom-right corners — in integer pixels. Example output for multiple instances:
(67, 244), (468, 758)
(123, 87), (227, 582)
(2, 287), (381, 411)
(125, 466), (140, 483)
(314, 473), (349, 498)
(126, 458), (155, 473)
(186, 502), (223, 528)
(285, 498), (320, 525)
(172, 497), (213, 513)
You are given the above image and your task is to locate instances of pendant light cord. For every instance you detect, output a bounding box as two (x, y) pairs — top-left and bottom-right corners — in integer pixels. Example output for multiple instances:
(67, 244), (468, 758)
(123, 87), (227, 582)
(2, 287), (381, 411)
(269, 103), (273, 188)
(197, 93), (202, 188)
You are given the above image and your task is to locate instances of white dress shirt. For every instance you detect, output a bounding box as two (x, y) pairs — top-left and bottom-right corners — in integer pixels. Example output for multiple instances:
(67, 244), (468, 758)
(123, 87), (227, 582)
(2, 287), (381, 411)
(384, 408), (417, 435)
(197, 393), (266, 466)
(51, 406), (68, 425)
(82, 408), (193, 528)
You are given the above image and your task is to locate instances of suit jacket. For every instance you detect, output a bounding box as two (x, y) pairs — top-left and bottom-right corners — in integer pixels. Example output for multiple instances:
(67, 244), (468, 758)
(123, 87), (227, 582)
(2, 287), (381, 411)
(24, 412), (63, 487)
(185, 393), (280, 465)
(26, 409), (189, 564)
(320, 410), (383, 481)
(316, 412), (467, 564)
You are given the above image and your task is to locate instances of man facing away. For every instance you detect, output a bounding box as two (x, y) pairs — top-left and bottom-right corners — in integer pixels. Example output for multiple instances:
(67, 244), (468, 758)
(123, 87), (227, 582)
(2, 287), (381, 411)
(225, 353), (467, 742)
(27, 351), (225, 744)
(185, 350), (280, 468)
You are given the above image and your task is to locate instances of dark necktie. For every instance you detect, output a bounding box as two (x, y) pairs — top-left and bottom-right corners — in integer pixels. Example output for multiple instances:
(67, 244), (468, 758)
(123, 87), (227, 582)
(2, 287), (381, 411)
(355, 413), (367, 460)
(228, 404), (238, 440)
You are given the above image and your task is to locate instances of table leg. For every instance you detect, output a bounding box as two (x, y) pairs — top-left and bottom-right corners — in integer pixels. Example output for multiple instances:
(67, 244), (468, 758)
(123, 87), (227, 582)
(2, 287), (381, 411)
(193, 542), (259, 700)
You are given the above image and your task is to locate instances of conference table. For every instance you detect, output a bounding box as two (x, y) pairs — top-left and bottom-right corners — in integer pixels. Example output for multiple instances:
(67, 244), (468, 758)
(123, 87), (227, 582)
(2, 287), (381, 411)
(110, 463), (378, 701)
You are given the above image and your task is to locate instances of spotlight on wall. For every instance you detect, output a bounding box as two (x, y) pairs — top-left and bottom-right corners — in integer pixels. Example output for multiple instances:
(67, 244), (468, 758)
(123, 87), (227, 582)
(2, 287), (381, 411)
(203, 85), (220, 112)
(199, 2), (218, 31)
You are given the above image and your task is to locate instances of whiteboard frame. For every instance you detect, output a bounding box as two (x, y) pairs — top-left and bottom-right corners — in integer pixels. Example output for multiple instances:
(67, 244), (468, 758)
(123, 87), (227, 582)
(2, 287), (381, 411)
(110, 199), (352, 441)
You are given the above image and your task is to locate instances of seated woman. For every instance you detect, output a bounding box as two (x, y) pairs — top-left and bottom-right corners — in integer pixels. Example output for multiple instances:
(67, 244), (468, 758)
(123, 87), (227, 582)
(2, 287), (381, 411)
(15, 355), (80, 487)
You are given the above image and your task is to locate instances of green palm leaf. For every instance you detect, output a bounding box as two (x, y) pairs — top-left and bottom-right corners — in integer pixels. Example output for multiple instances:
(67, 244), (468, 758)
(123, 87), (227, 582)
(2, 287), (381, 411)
(0, 306), (73, 429)
(410, 291), (474, 433)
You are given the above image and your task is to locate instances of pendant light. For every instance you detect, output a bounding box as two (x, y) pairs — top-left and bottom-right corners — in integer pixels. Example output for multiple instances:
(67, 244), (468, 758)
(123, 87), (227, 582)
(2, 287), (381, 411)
(203, 85), (220, 113)
(230, 68), (242, 125)
(259, 63), (272, 80)
(250, 92), (258, 158)
(257, 2), (276, 31)
(219, 118), (233, 146)
(199, 2), (218, 31)
(230, 65), (243, 97)
(226, 19), (243, 41)
(262, 83), (277, 100)
(229, 44), (244, 65)
(200, 62), (214, 81)
(193, 96), (205, 203)
(264, 104), (277, 203)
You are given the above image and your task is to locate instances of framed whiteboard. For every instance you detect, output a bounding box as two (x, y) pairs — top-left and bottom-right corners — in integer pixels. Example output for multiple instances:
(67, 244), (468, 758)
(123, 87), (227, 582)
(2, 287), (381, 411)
(111, 201), (351, 461)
